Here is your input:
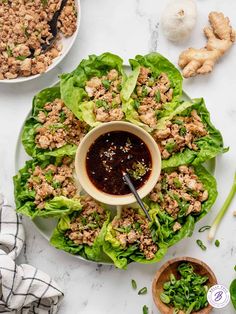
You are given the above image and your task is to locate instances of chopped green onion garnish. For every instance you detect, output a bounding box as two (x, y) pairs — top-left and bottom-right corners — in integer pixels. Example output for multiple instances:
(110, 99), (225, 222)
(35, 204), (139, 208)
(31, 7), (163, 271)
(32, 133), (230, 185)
(196, 239), (207, 251)
(160, 263), (209, 313)
(198, 225), (211, 233)
(155, 90), (161, 103)
(102, 79), (110, 90)
(160, 292), (170, 304)
(16, 56), (27, 61)
(215, 239), (220, 247)
(138, 287), (147, 295)
(131, 279), (137, 290)
(142, 305), (149, 314)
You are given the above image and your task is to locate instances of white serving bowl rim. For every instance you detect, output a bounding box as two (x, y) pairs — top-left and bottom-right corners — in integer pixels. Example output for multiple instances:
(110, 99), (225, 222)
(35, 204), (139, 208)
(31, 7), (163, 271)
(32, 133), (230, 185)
(0, 0), (81, 84)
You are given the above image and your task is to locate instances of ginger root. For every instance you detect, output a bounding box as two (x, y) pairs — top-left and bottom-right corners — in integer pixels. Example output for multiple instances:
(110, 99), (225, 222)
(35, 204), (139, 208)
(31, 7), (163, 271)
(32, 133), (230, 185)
(178, 12), (236, 78)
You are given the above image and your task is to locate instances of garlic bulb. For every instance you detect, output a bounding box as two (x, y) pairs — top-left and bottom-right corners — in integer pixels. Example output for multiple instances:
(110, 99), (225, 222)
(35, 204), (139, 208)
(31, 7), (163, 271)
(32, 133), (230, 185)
(161, 0), (197, 43)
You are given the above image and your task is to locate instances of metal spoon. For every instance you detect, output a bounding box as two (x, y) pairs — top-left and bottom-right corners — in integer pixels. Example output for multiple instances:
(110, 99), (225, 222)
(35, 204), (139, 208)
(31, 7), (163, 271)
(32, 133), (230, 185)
(122, 171), (152, 222)
(30, 0), (68, 57)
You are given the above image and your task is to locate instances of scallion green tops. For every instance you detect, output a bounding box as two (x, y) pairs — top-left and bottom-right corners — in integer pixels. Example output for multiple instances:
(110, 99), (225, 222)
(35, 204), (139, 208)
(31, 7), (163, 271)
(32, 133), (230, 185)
(160, 263), (209, 313)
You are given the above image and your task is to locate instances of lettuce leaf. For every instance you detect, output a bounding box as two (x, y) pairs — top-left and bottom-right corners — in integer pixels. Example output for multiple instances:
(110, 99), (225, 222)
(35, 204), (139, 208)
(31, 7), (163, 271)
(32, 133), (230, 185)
(21, 86), (78, 160)
(194, 164), (218, 220)
(122, 98), (152, 132)
(60, 52), (125, 127)
(134, 53), (183, 98)
(121, 64), (140, 103)
(122, 52), (183, 131)
(50, 208), (110, 262)
(103, 207), (167, 269)
(156, 101), (193, 130)
(32, 85), (60, 113)
(13, 159), (81, 219)
(145, 165), (217, 247)
(157, 98), (226, 168)
(150, 205), (196, 248)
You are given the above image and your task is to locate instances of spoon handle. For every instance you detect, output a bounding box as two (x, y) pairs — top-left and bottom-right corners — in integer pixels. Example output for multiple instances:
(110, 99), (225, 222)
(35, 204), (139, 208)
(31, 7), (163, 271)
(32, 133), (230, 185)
(49, 0), (68, 36)
(123, 173), (152, 222)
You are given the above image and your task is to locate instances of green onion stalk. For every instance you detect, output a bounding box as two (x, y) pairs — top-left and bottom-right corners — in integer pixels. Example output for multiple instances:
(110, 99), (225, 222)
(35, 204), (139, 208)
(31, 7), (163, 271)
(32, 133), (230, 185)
(208, 172), (236, 241)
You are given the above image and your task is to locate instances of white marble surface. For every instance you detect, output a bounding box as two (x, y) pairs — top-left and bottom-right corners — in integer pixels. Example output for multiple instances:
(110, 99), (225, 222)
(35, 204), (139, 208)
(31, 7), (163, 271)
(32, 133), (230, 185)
(0, 0), (236, 313)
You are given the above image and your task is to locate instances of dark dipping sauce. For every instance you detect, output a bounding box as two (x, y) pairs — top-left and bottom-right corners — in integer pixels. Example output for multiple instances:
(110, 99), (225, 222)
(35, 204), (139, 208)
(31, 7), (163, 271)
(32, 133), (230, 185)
(86, 131), (152, 195)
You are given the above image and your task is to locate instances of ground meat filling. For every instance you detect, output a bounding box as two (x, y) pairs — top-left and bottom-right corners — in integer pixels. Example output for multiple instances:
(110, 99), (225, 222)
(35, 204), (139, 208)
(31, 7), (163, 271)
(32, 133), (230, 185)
(28, 157), (76, 209)
(0, 0), (77, 79)
(153, 110), (208, 159)
(131, 67), (173, 128)
(58, 0), (77, 37)
(149, 166), (209, 225)
(111, 208), (158, 260)
(66, 197), (107, 246)
(85, 69), (124, 122)
(35, 98), (87, 150)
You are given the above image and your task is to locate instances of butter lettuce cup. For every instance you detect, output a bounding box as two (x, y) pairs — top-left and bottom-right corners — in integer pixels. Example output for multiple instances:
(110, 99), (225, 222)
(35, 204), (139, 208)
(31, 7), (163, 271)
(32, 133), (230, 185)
(50, 196), (110, 262)
(60, 52), (126, 127)
(22, 86), (89, 161)
(103, 206), (167, 269)
(145, 164), (217, 249)
(75, 121), (162, 206)
(153, 98), (226, 168)
(13, 156), (81, 219)
(122, 52), (183, 132)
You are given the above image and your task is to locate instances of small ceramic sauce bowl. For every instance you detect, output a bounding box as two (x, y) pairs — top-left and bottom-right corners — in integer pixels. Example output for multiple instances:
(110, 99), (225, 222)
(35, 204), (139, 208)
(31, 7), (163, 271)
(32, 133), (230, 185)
(152, 257), (217, 314)
(75, 121), (162, 206)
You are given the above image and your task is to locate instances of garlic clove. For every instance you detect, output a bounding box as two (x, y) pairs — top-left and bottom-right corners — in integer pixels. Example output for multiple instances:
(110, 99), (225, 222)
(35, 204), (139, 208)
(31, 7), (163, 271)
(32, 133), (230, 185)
(161, 0), (197, 43)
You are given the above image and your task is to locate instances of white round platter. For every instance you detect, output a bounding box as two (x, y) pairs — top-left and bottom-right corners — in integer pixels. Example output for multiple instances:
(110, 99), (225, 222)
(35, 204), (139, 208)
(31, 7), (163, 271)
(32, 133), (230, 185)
(14, 79), (215, 264)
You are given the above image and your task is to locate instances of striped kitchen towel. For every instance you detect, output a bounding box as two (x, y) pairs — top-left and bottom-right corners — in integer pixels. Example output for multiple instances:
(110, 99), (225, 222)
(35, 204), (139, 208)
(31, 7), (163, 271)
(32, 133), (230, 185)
(0, 194), (64, 313)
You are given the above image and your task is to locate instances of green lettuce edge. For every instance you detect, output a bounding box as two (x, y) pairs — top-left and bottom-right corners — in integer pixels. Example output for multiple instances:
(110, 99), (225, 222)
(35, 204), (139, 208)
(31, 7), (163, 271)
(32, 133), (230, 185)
(13, 159), (81, 219)
(146, 164), (217, 248)
(122, 52), (183, 131)
(21, 86), (77, 160)
(50, 208), (110, 262)
(103, 207), (168, 269)
(60, 52), (126, 127)
(158, 98), (227, 168)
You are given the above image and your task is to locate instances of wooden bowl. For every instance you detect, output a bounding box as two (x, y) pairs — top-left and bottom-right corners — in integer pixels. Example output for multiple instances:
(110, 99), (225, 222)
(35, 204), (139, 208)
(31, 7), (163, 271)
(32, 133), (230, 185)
(152, 257), (217, 314)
